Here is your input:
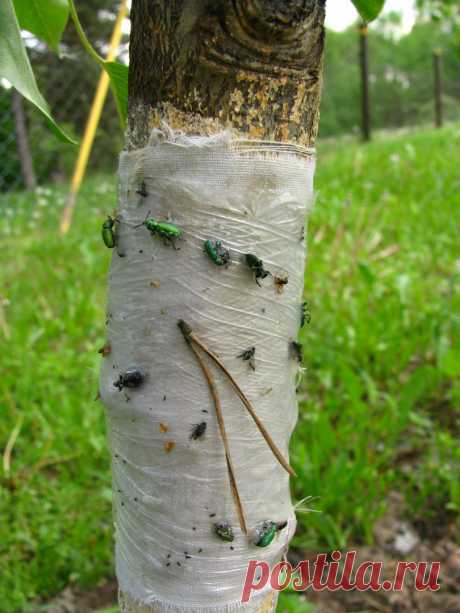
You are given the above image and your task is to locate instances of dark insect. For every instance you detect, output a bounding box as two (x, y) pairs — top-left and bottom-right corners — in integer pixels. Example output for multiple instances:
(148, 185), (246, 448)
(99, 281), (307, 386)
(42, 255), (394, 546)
(301, 301), (311, 326)
(237, 347), (256, 371)
(253, 520), (287, 548)
(214, 521), (234, 542)
(136, 181), (148, 197)
(190, 421), (207, 440)
(290, 341), (303, 364)
(274, 275), (289, 295)
(204, 239), (231, 267)
(98, 342), (111, 357)
(244, 254), (271, 287)
(114, 367), (146, 391)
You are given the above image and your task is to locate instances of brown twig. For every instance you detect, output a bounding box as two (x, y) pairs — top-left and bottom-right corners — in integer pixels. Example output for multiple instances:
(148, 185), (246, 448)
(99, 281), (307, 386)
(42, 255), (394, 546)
(179, 325), (247, 533)
(178, 320), (296, 477)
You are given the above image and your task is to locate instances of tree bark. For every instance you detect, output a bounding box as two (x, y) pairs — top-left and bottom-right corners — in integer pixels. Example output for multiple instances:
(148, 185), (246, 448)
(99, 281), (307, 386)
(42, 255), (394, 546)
(127, 0), (325, 149)
(358, 22), (371, 142)
(108, 2), (326, 611)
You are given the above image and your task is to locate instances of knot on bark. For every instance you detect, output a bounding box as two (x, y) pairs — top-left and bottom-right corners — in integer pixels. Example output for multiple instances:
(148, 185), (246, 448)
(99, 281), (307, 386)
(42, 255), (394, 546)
(233, 0), (319, 44)
(196, 0), (325, 76)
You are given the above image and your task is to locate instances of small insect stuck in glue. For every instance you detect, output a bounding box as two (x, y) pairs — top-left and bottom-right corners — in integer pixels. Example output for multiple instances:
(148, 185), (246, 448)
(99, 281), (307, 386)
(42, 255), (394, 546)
(244, 254), (272, 287)
(252, 520), (288, 547)
(98, 342), (111, 357)
(114, 367), (145, 391)
(274, 275), (289, 295)
(237, 347), (256, 371)
(290, 341), (303, 364)
(204, 239), (231, 267)
(190, 421), (207, 441)
(301, 301), (311, 327)
(214, 521), (234, 542)
(135, 211), (183, 249)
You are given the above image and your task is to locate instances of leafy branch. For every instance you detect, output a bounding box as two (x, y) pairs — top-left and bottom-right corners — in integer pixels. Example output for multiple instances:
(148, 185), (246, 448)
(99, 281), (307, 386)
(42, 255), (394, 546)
(0, 0), (128, 144)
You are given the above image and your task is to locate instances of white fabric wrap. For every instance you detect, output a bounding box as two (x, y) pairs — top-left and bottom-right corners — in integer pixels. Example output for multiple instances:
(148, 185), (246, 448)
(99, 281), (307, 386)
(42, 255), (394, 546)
(100, 130), (315, 611)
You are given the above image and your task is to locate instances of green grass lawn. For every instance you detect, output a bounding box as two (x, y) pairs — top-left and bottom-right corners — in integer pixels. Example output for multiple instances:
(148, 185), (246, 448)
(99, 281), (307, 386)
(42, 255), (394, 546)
(1, 125), (459, 611)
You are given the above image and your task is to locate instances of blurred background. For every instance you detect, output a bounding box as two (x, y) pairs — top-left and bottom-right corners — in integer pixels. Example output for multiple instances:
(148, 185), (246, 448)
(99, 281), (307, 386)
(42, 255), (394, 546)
(0, 0), (459, 611)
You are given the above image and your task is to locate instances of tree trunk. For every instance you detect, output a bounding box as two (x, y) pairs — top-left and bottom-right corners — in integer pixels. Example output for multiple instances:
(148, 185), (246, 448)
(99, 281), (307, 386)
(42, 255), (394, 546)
(358, 22), (371, 142)
(101, 2), (326, 611)
(11, 89), (36, 191)
(433, 49), (443, 129)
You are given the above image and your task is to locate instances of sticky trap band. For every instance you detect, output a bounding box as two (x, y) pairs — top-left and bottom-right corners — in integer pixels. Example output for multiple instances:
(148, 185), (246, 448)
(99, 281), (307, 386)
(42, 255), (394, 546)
(100, 127), (315, 610)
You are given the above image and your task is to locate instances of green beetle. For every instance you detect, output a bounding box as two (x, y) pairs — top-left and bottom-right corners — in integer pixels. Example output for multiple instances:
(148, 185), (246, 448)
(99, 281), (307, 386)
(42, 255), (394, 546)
(214, 521), (234, 542)
(102, 216), (116, 248)
(138, 211), (182, 247)
(204, 239), (231, 266)
(301, 301), (311, 327)
(101, 215), (126, 257)
(253, 520), (287, 547)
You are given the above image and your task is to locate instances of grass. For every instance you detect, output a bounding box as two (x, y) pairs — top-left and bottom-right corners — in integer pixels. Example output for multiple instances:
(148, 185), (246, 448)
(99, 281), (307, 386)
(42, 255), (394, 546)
(0, 125), (459, 612)
(292, 125), (460, 553)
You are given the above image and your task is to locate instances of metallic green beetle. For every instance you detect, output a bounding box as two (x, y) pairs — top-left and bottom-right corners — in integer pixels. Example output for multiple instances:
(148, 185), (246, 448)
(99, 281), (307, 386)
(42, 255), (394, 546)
(204, 239), (231, 266)
(301, 301), (311, 327)
(253, 520), (287, 547)
(214, 521), (234, 542)
(139, 212), (182, 246)
(102, 216), (116, 248)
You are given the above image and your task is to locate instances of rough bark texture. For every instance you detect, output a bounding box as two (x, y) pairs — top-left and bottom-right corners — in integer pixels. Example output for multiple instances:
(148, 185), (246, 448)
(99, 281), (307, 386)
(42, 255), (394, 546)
(121, 1), (326, 610)
(127, 0), (325, 150)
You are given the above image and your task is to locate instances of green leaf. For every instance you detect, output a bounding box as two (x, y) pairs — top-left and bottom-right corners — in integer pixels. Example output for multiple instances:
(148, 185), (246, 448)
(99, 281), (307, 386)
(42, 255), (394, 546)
(104, 61), (128, 125)
(0, 0), (76, 144)
(12, 0), (69, 52)
(351, 0), (386, 22)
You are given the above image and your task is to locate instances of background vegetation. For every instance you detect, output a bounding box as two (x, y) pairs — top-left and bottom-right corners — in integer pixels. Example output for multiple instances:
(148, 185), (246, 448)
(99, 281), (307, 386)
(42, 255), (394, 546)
(320, 17), (460, 137)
